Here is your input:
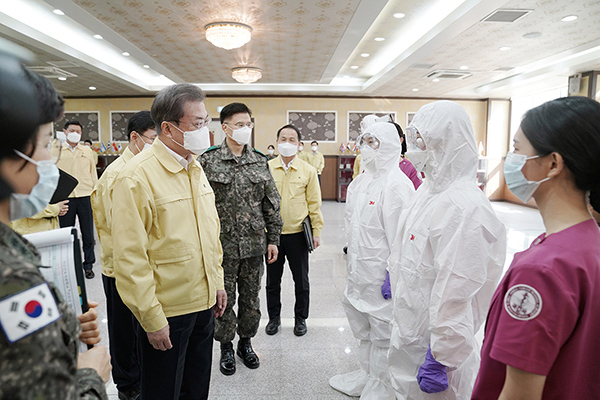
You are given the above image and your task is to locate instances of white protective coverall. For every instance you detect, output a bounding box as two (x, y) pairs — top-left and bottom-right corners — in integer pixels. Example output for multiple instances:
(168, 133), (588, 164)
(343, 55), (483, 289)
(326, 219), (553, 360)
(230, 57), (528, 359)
(330, 122), (415, 399)
(387, 101), (506, 400)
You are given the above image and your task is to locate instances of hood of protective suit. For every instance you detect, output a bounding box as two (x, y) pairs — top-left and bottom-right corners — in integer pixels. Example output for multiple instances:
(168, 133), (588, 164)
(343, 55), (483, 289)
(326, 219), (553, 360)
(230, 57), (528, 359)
(411, 101), (478, 193)
(361, 122), (401, 177)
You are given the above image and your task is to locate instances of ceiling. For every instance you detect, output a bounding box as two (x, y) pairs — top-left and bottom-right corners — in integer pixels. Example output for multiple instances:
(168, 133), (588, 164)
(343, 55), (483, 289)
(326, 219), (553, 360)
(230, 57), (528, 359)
(1, 0), (599, 99)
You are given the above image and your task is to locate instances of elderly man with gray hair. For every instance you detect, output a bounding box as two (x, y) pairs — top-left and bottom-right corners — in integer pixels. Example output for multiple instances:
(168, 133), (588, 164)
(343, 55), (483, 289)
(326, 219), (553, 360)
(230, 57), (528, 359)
(112, 83), (226, 400)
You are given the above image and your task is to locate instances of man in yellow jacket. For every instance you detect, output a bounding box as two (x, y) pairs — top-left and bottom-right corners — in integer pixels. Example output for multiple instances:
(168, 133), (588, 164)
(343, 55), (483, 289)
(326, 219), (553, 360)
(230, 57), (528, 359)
(266, 124), (324, 337)
(56, 121), (98, 279)
(91, 110), (156, 400)
(111, 84), (226, 400)
(305, 140), (325, 185)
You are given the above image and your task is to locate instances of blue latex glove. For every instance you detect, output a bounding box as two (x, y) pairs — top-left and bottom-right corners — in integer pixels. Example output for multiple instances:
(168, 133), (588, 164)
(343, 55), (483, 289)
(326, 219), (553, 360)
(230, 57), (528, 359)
(381, 271), (391, 300)
(417, 346), (448, 393)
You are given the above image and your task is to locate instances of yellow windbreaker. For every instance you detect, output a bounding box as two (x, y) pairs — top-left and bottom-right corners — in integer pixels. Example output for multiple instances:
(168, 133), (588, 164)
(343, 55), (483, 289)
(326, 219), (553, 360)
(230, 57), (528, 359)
(112, 140), (224, 332)
(9, 204), (60, 235)
(91, 146), (134, 277)
(56, 143), (98, 197)
(268, 156), (324, 237)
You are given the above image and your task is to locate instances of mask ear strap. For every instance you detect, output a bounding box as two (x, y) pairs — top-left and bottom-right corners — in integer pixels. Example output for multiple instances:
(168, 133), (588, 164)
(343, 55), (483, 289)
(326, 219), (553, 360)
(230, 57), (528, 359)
(13, 149), (38, 165)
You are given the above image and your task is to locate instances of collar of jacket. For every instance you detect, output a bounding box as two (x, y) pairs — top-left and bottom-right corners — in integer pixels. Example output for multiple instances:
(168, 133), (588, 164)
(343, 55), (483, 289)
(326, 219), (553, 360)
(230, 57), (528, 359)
(153, 138), (194, 174)
(218, 142), (259, 164)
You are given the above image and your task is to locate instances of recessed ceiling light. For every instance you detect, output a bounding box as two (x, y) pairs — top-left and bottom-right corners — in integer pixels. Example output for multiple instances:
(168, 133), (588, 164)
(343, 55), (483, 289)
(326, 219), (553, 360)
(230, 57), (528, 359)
(432, 78), (440, 82)
(393, 13), (406, 19)
(350, 65), (359, 69)
(361, 53), (370, 58)
(412, 88), (419, 92)
(58, 77), (67, 81)
(53, 9), (64, 15)
(122, 52), (130, 56)
(89, 86), (97, 90)
(561, 15), (578, 22)
(374, 37), (385, 42)
(93, 34), (103, 40)
(499, 46), (511, 51)
(523, 32), (542, 39)
(143, 65), (150, 69)
(460, 65), (469, 70)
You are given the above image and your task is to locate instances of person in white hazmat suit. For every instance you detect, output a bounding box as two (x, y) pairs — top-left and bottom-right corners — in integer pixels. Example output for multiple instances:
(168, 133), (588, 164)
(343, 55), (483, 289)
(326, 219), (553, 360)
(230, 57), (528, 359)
(387, 101), (506, 400)
(330, 121), (415, 398)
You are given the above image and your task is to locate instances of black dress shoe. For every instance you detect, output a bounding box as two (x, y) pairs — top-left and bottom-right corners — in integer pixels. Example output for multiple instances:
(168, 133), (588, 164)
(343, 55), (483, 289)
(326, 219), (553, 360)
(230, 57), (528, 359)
(118, 389), (140, 400)
(294, 318), (307, 336)
(219, 342), (236, 375)
(265, 317), (280, 335)
(85, 270), (95, 279)
(237, 338), (260, 369)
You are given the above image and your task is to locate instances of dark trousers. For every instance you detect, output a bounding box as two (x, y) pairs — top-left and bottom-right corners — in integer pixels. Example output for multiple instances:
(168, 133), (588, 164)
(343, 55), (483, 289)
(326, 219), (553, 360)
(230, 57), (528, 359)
(266, 232), (310, 320)
(59, 196), (95, 269)
(102, 275), (140, 393)
(137, 309), (215, 400)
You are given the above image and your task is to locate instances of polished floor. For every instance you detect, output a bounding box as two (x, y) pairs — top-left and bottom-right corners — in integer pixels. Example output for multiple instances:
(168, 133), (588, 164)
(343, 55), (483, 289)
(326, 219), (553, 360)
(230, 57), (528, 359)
(84, 200), (545, 399)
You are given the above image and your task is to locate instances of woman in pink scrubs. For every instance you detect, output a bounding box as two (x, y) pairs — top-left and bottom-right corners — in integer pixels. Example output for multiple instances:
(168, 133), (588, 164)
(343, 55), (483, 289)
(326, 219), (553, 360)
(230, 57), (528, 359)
(391, 122), (422, 190)
(472, 96), (600, 399)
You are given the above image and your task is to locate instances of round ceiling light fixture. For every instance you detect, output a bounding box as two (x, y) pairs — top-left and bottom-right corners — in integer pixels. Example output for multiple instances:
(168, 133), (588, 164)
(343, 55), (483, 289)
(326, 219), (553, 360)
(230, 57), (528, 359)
(205, 22), (252, 50)
(232, 67), (262, 84)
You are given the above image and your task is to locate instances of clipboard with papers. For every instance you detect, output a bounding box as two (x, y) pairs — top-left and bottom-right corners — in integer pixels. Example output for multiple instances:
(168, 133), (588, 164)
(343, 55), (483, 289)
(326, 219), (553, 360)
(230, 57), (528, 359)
(24, 227), (89, 350)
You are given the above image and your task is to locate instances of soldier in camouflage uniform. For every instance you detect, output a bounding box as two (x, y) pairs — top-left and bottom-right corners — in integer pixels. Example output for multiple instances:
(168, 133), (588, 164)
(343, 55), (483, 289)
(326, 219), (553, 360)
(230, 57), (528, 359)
(200, 102), (282, 376)
(0, 60), (109, 399)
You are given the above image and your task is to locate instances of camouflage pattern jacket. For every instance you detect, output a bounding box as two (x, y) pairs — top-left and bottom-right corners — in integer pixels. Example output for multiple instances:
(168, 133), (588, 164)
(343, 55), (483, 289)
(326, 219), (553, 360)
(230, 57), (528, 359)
(0, 223), (107, 399)
(201, 143), (283, 259)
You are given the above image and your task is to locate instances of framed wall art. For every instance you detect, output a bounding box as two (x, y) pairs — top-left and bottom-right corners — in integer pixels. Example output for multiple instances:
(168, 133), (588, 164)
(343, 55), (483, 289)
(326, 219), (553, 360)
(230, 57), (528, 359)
(347, 111), (397, 141)
(287, 111), (337, 142)
(54, 111), (100, 142)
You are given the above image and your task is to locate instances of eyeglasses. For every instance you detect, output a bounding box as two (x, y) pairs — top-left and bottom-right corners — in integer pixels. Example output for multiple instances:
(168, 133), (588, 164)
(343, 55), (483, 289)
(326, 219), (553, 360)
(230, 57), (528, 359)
(224, 121), (254, 129)
(176, 116), (212, 130)
(46, 138), (62, 163)
(357, 133), (380, 150)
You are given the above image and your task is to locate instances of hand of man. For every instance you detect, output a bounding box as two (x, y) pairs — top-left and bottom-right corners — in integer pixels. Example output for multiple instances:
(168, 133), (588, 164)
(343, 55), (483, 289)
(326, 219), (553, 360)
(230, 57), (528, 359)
(77, 345), (112, 382)
(147, 325), (172, 351)
(266, 244), (278, 264)
(381, 272), (392, 300)
(313, 236), (321, 250)
(214, 289), (227, 318)
(58, 200), (69, 216)
(417, 346), (448, 393)
(78, 300), (101, 345)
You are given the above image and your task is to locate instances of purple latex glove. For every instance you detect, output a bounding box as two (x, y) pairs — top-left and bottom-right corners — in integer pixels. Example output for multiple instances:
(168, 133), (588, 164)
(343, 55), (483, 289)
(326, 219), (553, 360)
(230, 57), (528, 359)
(416, 346), (448, 394)
(381, 271), (391, 300)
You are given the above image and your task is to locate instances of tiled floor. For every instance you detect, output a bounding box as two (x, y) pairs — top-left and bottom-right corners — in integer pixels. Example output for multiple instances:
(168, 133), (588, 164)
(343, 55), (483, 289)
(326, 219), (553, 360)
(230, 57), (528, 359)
(84, 200), (545, 399)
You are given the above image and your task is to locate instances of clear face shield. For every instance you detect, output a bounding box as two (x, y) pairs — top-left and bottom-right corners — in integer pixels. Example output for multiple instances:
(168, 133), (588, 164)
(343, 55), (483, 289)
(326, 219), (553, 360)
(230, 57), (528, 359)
(357, 133), (381, 151)
(405, 125), (428, 173)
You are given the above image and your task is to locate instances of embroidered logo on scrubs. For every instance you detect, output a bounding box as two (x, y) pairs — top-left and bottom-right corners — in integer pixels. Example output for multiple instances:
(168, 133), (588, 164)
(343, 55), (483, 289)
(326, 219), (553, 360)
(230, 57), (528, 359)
(369, 201), (375, 205)
(504, 284), (542, 321)
(410, 234), (415, 241)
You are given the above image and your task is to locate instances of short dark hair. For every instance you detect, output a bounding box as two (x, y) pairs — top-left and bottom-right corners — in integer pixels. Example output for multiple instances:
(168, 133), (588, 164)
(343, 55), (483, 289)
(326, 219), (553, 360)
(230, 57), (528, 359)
(390, 122), (407, 155)
(127, 110), (155, 141)
(84, 139), (92, 145)
(151, 83), (205, 134)
(311, 141), (318, 145)
(23, 68), (64, 124)
(267, 144), (275, 149)
(220, 102), (251, 124)
(277, 124), (301, 141)
(521, 96), (600, 211)
(64, 120), (83, 130)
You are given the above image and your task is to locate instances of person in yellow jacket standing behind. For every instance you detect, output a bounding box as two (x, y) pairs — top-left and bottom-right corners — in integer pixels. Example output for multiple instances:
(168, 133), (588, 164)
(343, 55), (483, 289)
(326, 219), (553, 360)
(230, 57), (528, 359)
(306, 140), (325, 185)
(111, 84), (226, 400)
(91, 110), (156, 400)
(266, 124), (324, 337)
(56, 121), (98, 279)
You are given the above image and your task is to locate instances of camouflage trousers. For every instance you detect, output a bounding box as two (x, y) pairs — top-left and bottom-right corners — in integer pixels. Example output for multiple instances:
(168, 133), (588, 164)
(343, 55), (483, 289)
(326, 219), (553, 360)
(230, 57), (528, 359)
(214, 255), (265, 343)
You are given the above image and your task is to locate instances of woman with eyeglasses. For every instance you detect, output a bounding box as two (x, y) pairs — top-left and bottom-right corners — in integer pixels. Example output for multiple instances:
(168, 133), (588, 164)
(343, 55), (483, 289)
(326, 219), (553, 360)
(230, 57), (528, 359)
(472, 96), (600, 399)
(0, 64), (110, 398)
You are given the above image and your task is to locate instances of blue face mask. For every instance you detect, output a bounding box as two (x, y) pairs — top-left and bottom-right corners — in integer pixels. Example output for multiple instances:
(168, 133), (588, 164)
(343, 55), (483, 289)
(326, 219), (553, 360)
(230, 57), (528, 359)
(10, 150), (60, 221)
(504, 152), (550, 203)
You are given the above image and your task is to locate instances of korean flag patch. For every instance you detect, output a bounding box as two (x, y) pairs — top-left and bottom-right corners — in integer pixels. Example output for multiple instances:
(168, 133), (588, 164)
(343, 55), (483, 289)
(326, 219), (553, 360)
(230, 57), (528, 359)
(0, 283), (61, 343)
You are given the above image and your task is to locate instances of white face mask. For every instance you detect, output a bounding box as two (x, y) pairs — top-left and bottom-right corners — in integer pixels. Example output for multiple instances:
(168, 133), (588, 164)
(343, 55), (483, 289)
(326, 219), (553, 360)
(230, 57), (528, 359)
(67, 132), (81, 143)
(278, 142), (298, 157)
(504, 152), (550, 203)
(227, 126), (252, 145)
(170, 123), (211, 155)
(268, 149), (275, 155)
(56, 131), (66, 143)
(416, 137), (426, 150)
(298, 145), (304, 152)
(360, 146), (377, 165)
(134, 137), (152, 154)
(311, 145), (318, 152)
